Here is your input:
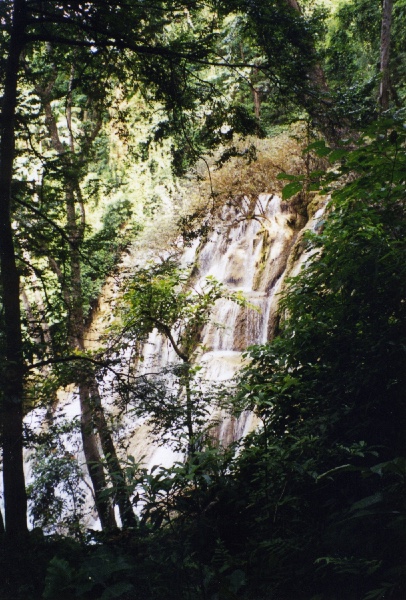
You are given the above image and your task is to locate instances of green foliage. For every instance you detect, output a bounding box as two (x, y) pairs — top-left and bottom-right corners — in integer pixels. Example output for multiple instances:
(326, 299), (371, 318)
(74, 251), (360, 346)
(95, 120), (405, 598)
(42, 557), (75, 600)
(81, 199), (140, 319)
(3, 112), (406, 597)
(2, 0), (406, 597)
(229, 116), (406, 598)
(27, 418), (87, 536)
(43, 548), (134, 600)
(121, 259), (247, 359)
(324, 0), (406, 122)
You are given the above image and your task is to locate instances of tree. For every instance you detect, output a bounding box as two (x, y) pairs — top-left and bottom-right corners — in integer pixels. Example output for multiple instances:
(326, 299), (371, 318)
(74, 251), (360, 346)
(0, 0), (220, 538)
(324, 0), (405, 124)
(218, 0), (336, 137)
(0, 0), (29, 539)
(118, 260), (247, 454)
(232, 117), (406, 598)
(379, 0), (394, 111)
(23, 43), (140, 529)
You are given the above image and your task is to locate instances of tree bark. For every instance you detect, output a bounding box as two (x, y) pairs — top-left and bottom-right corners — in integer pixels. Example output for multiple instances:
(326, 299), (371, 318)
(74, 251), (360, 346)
(253, 84), (261, 120)
(0, 0), (28, 539)
(36, 87), (127, 530)
(183, 364), (195, 456)
(34, 85), (117, 529)
(284, 0), (302, 13)
(90, 382), (137, 528)
(379, 0), (393, 111)
(79, 383), (116, 530)
(67, 181), (118, 531)
(0, 507), (4, 536)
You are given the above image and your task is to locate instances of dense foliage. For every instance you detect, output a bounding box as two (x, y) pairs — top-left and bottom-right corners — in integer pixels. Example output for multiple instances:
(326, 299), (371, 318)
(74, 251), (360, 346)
(1, 0), (405, 599)
(230, 118), (406, 598)
(2, 116), (405, 600)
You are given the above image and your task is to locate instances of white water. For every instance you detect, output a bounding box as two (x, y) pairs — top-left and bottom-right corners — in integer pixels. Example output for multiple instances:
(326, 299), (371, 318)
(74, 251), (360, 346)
(120, 193), (326, 457)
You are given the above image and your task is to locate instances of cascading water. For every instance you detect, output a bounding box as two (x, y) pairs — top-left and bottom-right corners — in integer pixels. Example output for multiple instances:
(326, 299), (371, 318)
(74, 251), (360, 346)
(121, 192), (325, 458)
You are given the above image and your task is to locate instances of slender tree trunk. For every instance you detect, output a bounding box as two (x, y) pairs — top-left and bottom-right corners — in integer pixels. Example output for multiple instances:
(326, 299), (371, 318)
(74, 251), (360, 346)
(70, 229), (117, 530)
(79, 383), (116, 530)
(0, 507), (5, 536)
(0, 0), (28, 539)
(37, 88), (121, 530)
(379, 0), (393, 111)
(156, 324), (196, 455)
(183, 363), (195, 456)
(253, 86), (261, 120)
(67, 185), (117, 530)
(90, 382), (137, 528)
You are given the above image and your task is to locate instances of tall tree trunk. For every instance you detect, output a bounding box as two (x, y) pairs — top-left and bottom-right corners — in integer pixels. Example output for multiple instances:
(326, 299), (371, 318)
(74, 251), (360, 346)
(67, 185), (117, 531)
(90, 382), (137, 528)
(379, 0), (393, 111)
(253, 85), (261, 120)
(0, 0), (28, 539)
(183, 364), (195, 456)
(79, 383), (116, 530)
(0, 508), (4, 537)
(38, 87), (126, 530)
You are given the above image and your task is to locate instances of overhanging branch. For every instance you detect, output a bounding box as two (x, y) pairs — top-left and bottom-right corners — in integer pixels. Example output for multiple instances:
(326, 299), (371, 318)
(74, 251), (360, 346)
(26, 34), (265, 69)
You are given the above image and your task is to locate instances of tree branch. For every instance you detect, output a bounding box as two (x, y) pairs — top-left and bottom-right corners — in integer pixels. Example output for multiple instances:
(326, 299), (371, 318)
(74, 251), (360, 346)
(14, 197), (73, 246)
(155, 319), (189, 362)
(26, 34), (264, 69)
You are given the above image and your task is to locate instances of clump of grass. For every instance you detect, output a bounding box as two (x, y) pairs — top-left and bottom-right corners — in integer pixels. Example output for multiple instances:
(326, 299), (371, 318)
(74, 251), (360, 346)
(187, 123), (324, 206)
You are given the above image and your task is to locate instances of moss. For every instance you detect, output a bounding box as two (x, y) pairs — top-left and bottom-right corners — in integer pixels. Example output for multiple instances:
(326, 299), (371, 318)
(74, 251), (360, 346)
(306, 193), (327, 219)
(253, 229), (272, 291)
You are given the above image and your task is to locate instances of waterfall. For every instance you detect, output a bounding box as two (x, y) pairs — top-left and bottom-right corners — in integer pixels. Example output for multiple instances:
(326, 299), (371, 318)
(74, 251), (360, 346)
(120, 193), (325, 464)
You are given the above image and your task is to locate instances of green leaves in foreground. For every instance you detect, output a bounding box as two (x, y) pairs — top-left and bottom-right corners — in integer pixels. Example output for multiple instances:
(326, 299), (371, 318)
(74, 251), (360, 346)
(43, 550), (134, 600)
(279, 114), (406, 200)
(232, 115), (406, 598)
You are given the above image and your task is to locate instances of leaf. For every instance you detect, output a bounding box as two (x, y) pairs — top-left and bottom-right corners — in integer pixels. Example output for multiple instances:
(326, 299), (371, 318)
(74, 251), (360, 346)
(350, 493), (383, 512)
(43, 557), (74, 600)
(227, 569), (246, 594)
(363, 582), (397, 600)
(277, 172), (299, 181)
(101, 582), (135, 599)
(304, 140), (332, 157)
(282, 181), (303, 200)
(329, 149), (347, 162)
(316, 464), (361, 480)
(370, 457), (406, 477)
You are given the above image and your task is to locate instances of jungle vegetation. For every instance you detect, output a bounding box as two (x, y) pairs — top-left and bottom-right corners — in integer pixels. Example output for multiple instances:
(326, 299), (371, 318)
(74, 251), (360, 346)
(0, 0), (405, 598)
